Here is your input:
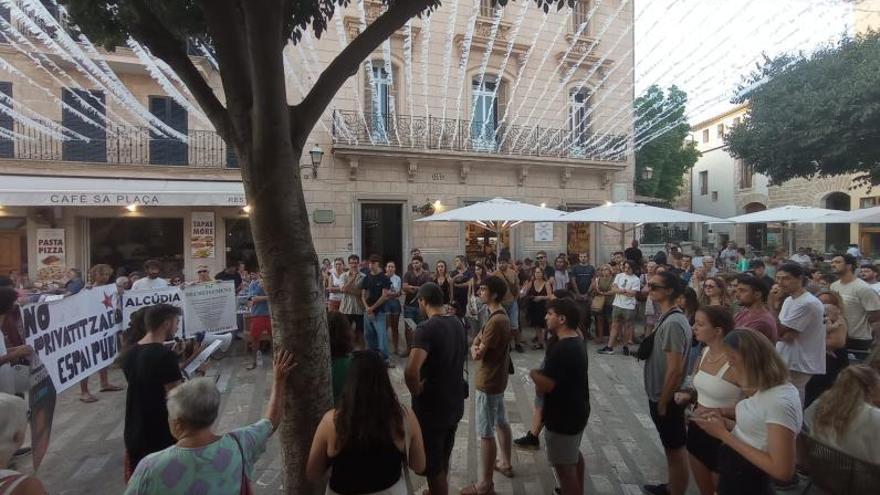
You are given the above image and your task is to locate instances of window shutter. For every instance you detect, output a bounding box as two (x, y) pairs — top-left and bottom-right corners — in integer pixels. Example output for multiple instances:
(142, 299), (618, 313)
(0, 81), (12, 158)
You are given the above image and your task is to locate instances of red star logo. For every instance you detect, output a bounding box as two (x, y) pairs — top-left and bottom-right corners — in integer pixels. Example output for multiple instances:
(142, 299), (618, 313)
(102, 292), (115, 309)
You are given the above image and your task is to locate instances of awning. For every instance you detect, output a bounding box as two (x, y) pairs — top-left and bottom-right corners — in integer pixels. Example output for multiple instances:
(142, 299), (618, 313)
(0, 175), (246, 207)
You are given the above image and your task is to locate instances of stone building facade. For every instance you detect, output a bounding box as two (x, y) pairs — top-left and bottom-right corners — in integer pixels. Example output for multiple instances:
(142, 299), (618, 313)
(0, 0), (635, 283)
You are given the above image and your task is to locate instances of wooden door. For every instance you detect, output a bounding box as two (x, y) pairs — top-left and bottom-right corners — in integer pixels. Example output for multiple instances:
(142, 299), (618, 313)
(0, 231), (23, 275)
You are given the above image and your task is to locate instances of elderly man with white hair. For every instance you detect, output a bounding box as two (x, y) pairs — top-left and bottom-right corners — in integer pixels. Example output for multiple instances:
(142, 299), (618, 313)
(124, 351), (295, 495)
(0, 393), (46, 494)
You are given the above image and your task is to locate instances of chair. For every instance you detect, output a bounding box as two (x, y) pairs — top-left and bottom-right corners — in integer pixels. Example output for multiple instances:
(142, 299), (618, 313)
(797, 433), (880, 494)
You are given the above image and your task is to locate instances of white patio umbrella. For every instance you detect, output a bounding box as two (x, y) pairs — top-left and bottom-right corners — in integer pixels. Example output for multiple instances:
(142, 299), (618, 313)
(414, 197), (566, 232)
(557, 201), (728, 249)
(792, 206), (880, 224)
(726, 205), (845, 252)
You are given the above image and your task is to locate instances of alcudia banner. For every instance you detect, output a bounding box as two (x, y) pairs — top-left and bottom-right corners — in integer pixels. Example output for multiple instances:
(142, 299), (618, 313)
(21, 284), (122, 393)
(122, 286), (184, 337)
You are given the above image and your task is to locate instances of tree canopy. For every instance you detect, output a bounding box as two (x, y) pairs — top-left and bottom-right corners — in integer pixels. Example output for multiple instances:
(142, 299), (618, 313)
(634, 84), (700, 203)
(725, 31), (880, 186)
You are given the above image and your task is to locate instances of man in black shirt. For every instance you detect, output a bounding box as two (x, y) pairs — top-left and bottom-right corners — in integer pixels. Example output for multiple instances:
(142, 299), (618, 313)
(361, 254), (391, 364)
(530, 298), (589, 495)
(405, 282), (467, 495)
(122, 303), (183, 478)
(624, 240), (644, 266)
(748, 259), (775, 290)
(569, 252), (596, 335)
(214, 262), (243, 290)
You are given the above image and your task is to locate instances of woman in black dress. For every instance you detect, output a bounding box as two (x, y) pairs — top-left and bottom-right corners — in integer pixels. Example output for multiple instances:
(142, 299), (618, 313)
(433, 260), (454, 307)
(522, 266), (553, 350)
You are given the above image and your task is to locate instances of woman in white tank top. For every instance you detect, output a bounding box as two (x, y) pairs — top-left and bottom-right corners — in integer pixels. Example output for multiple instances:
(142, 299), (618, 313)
(674, 306), (743, 495)
(326, 258), (346, 312)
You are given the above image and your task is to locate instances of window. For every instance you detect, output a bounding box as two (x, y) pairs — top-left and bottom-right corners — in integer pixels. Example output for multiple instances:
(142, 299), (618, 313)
(62, 88), (107, 162)
(570, 90), (591, 148)
(0, 82), (11, 158)
(471, 78), (499, 150)
(861, 197), (880, 209)
(738, 159), (753, 189)
(702, 129), (709, 143)
(716, 123), (725, 138)
(712, 191), (719, 202)
(572, 1), (590, 34)
(367, 65), (393, 142)
(699, 171), (708, 195)
(480, 0), (499, 17)
(149, 96), (188, 165)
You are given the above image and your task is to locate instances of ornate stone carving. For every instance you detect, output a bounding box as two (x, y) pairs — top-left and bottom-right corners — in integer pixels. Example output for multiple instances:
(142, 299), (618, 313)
(407, 159), (418, 182)
(518, 165), (529, 187)
(561, 167), (571, 189)
(602, 172), (613, 189)
(349, 158), (359, 181)
(454, 19), (530, 68)
(459, 162), (471, 184)
(343, 2), (421, 43)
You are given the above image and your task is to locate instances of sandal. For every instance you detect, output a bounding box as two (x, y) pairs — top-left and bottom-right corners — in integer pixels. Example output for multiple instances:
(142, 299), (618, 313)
(460, 483), (495, 495)
(100, 384), (123, 392)
(494, 461), (514, 478)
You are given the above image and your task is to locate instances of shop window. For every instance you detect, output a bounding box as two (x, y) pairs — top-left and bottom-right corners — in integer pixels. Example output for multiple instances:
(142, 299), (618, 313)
(149, 96), (188, 165)
(699, 171), (708, 195)
(62, 88), (107, 162)
(89, 218), (184, 277)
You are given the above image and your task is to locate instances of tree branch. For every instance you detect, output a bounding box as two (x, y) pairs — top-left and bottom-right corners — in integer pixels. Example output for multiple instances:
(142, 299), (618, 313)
(291, 0), (433, 143)
(127, 0), (232, 140)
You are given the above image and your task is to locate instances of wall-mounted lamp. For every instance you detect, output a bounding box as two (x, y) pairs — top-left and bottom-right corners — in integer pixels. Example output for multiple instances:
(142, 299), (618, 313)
(242, 205), (252, 214)
(125, 204), (138, 212)
(306, 143), (324, 178)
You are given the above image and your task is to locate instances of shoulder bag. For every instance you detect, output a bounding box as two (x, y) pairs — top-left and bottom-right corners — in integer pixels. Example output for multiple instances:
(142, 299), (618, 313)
(230, 432), (255, 495)
(635, 307), (683, 362)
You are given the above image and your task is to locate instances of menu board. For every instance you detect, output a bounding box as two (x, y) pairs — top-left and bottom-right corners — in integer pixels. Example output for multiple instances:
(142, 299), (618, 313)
(36, 229), (66, 282)
(191, 211), (215, 259)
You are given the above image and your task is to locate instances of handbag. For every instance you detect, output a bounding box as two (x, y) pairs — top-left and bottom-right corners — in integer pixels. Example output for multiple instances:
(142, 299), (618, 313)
(590, 294), (606, 312)
(636, 308), (683, 361)
(230, 432), (255, 495)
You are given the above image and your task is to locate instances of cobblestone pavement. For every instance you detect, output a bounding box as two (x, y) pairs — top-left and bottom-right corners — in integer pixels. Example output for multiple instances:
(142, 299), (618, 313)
(14, 333), (811, 494)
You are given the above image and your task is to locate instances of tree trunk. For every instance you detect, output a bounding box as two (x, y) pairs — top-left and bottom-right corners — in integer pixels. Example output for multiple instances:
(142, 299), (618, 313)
(237, 3), (331, 494)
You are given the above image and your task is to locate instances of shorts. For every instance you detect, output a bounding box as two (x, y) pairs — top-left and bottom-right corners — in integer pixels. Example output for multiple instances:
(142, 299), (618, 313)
(346, 313), (364, 336)
(475, 390), (508, 438)
(385, 299), (401, 314)
(327, 299), (341, 312)
(421, 423), (458, 477)
(249, 315), (272, 340)
(503, 300), (519, 330)
(544, 428), (584, 465)
(717, 444), (773, 495)
(687, 418), (721, 471)
(612, 306), (636, 322)
(649, 400), (687, 450)
(404, 305), (425, 325)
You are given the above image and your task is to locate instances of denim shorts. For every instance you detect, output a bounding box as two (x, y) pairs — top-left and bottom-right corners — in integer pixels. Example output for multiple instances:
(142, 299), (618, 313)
(404, 305), (425, 325)
(503, 300), (519, 330)
(475, 390), (508, 438)
(385, 299), (401, 314)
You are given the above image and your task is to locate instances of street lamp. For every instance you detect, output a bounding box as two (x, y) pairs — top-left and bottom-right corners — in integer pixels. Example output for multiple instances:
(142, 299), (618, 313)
(642, 166), (654, 180)
(308, 144), (324, 178)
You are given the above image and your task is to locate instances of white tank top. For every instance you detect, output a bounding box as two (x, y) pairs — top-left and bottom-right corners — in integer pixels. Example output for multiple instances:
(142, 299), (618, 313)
(329, 271), (345, 301)
(692, 347), (743, 409)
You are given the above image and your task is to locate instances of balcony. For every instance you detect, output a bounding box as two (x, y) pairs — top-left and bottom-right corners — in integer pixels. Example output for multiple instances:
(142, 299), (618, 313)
(331, 110), (628, 162)
(0, 123), (236, 168)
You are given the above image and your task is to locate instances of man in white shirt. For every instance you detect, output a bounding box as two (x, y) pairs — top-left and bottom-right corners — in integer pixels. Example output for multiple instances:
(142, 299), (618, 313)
(131, 259), (170, 291)
(830, 254), (880, 356)
(719, 241), (739, 271)
(858, 264), (880, 296)
(769, 262), (826, 405)
(599, 260), (640, 356)
(789, 247), (813, 268)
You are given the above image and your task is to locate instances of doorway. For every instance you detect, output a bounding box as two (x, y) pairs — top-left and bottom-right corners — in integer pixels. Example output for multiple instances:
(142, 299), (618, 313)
(361, 203), (402, 271)
(824, 192), (851, 252)
(0, 217), (27, 280)
(744, 202), (767, 252)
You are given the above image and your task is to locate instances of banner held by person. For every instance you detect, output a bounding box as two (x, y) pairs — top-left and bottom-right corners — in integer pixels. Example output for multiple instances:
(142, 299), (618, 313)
(122, 286), (184, 337)
(20, 284), (123, 393)
(183, 281), (237, 335)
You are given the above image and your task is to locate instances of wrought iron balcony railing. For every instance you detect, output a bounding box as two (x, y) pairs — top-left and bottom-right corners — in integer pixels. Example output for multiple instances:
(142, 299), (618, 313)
(331, 110), (628, 162)
(0, 122), (237, 168)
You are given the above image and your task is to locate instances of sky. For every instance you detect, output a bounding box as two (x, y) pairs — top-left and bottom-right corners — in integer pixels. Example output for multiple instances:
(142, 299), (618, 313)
(634, 0), (856, 124)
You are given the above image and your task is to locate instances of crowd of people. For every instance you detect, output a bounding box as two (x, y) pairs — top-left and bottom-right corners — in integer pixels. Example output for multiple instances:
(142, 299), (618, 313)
(3, 239), (880, 494)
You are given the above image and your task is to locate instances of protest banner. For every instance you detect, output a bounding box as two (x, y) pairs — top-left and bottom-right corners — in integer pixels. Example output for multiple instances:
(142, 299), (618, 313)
(183, 281), (237, 335)
(183, 339), (223, 378)
(122, 286), (184, 337)
(21, 284), (123, 393)
(28, 356), (56, 470)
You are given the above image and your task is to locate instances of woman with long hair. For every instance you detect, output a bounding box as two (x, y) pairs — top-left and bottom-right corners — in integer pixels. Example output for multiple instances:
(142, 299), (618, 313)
(590, 264), (614, 343)
(805, 290), (850, 407)
(675, 307), (743, 495)
(640, 261), (660, 337)
(522, 266), (553, 350)
(805, 365), (880, 465)
(676, 287), (700, 326)
(433, 260), (454, 307)
(466, 263), (488, 337)
(307, 350), (426, 494)
(693, 329), (801, 494)
(327, 258), (346, 312)
(698, 276), (731, 309)
(384, 261), (403, 356)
